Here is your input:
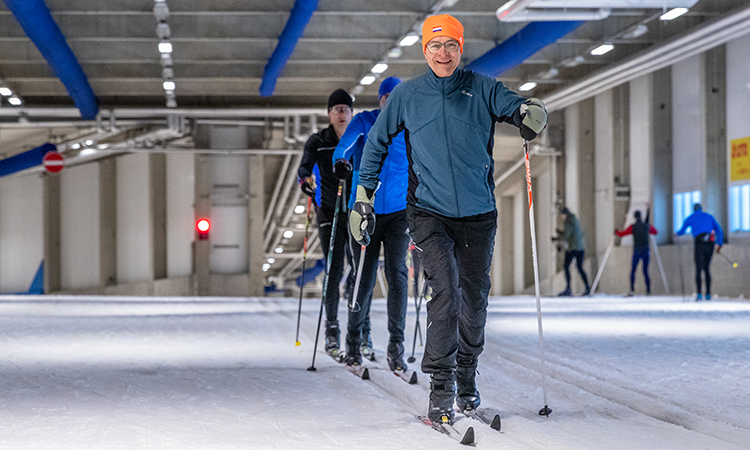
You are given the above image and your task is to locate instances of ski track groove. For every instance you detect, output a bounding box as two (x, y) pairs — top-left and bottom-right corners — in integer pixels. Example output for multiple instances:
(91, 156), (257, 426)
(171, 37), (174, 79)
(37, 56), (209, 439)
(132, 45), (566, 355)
(484, 334), (749, 448)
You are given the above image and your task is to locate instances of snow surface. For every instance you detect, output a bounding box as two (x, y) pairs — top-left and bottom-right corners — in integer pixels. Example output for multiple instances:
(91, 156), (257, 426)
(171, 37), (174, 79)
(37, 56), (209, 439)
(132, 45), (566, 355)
(0, 293), (749, 449)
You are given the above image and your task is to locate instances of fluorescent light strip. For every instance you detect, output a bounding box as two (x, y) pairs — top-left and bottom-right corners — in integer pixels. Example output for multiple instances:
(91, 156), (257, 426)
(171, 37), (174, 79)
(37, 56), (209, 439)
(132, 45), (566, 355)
(590, 44), (614, 56)
(660, 8), (688, 21)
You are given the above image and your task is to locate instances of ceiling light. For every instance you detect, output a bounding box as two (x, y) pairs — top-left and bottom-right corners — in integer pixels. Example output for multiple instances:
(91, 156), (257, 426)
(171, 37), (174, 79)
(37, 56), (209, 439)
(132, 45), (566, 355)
(8, 95), (22, 105)
(163, 81), (176, 90)
(399, 35), (419, 47)
(71, 143), (81, 150)
(153, 2), (169, 22)
(562, 55), (585, 68)
(660, 8), (688, 21)
(274, 247), (284, 254)
(622, 24), (648, 39)
(267, 258), (276, 264)
(387, 47), (402, 58)
(519, 82), (537, 92)
(160, 53), (173, 66)
(371, 63), (388, 74)
(156, 23), (171, 40)
(590, 44), (614, 56)
(360, 75), (376, 85)
(541, 68), (559, 79)
(158, 42), (172, 54)
(79, 148), (97, 157)
(262, 264), (270, 272)
(294, 205), (305, 214)
(97, 144), (109, 149)
(162, 67), (174, 79)
(0, 87), (11, 96)
(84, 140), (94, 146)
(283, 230), (294, 239)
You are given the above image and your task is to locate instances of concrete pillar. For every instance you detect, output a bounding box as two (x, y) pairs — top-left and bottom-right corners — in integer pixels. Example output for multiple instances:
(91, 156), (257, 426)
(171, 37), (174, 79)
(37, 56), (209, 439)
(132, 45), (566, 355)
(43, 175), (61, 293)
(247, 149), (265, 296)
(594, 90), (616, 254)
(629, 74), (655, 219)
(496, 195), (514, 295)
(99, 158), (117, 287)
(652, 67), (673, 244)
(513, 190), (525, 293)
(194, 154), (211, 296)
(704, 45), (728, 241)
(150, 153), (167, 280)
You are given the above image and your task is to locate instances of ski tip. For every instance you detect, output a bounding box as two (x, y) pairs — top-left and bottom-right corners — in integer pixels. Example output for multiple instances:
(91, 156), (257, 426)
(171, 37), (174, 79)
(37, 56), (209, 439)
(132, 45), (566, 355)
(490, 414), (502, 431)
(362, 368), (370, 380)
(460, 426), (475, 445)
(538, 405), (552, 417)
(408, 371), (418, 384)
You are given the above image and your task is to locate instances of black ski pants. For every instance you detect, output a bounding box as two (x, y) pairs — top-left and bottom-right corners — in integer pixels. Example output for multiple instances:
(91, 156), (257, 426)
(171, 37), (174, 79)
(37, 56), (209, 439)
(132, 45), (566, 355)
(407, 205), (497, 376)
(316, 206), (351, 325)
(694, 238), (714, 296)
(346, 210), (410, 350)
(630, 248), (651, 293)
(564, 250), (589, 290)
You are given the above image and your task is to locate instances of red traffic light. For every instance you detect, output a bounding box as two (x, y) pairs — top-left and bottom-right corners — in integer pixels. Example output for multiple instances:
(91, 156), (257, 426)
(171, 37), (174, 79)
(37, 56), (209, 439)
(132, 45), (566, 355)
(196, 218), (210, 240)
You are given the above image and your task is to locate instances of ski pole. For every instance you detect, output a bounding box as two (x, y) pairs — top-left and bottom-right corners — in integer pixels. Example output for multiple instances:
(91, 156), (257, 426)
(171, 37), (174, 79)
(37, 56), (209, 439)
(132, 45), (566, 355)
(523, 139), (552, 417)
(675, 237), (687, 302)
(718, 251), (739, 268)
(308, 179), (345, 372)
(349, 245), (366, 312)
(295, 196), (313, 346)
(650, 235), (670, 294)
(590, 235), (615, 295)
(407, 272), (427, 364)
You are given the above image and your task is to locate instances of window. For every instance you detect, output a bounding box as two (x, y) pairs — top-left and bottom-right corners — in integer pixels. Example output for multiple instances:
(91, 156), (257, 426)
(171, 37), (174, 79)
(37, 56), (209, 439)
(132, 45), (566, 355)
(673, 190), (701, 233)
(729, 184), (750, 232)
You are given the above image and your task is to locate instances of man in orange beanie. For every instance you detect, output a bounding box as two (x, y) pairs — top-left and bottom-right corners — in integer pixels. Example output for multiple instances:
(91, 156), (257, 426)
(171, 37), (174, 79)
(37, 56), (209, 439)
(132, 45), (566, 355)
(352, 14), (548, 425)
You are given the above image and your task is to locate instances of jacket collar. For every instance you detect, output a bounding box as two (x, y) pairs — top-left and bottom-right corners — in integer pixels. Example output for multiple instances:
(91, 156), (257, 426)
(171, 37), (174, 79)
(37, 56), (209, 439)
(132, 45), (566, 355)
(423, 67), (464, 92)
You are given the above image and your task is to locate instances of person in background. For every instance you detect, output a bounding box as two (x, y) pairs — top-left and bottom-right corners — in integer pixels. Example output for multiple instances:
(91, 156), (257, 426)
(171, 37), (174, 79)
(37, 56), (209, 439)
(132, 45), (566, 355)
(675, 203), (723, 300)
(553, 207), (591, 296)
(333, 76), (409, 371)
(615, 206), (658, 296)
(297, 89), (354, 358)
(350, 14), (548, 425)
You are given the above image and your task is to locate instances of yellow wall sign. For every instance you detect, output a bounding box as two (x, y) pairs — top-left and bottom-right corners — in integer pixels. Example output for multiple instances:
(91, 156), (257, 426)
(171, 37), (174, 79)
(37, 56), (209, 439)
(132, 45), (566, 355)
(731, 136), (750, 182)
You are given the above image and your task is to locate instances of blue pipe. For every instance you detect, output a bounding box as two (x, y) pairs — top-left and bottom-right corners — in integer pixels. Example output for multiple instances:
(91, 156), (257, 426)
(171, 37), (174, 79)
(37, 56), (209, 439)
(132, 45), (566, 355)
(0, 143), (56, 178)
(3, 0), (99, 119)
(466, 21), (584, 78)
(259, 0), (319, 97)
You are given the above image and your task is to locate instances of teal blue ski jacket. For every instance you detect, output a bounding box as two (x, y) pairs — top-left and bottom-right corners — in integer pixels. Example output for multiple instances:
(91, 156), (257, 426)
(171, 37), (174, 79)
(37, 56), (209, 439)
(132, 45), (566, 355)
(358, 68), (527, 218)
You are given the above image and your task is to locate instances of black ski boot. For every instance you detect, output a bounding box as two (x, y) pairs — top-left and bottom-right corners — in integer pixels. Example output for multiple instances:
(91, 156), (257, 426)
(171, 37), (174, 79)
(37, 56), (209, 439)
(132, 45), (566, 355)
(428, 372), (456, 425)
(456, 360), (480, 413)
(557, 287), (572, 297)
(582, 286), (591, 296)
(360, 320), (375, 361)
(344, 331), (362, 367)
(387, 341), (407, 372)
(325, 321), (340, 356)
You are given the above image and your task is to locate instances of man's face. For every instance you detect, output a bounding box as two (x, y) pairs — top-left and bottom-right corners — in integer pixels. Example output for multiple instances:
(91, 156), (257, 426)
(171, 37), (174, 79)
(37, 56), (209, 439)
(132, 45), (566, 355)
(424, 37), (462, 78)
(328, 104), (352, 130)
(378, 93), (390, 109)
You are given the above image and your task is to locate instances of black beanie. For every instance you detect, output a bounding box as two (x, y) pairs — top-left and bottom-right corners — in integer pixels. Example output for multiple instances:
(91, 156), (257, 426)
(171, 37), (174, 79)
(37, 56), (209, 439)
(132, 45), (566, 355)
(634, 210), (641, 220)
(328, 89), (353, 110)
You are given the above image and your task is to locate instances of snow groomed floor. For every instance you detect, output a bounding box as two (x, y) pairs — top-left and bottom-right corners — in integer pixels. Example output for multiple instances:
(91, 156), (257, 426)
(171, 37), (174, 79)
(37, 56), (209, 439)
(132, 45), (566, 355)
(0, 293), (748, 449)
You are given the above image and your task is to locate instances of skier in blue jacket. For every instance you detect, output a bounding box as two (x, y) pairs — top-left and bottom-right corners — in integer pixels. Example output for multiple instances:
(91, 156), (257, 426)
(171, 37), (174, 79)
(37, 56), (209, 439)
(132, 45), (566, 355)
(676, 203), (724, 300)
(333, 76), (410, 370)
(350, 14), (548, 425)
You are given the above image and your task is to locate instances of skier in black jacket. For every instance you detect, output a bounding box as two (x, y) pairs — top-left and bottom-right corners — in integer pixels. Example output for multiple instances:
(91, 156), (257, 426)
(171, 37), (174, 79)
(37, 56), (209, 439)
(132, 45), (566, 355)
(297, 89), (355, 357)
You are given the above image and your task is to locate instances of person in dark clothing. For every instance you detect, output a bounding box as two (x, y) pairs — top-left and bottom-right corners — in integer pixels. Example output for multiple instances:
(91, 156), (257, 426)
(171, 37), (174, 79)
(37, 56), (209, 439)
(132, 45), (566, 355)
(333, 77), (410, 371)
(553, 207), (590, 296)
(675, 203), (724, 300)
(615, 208), (658, 295)
(297, 89), (355, 357)
(350, 14), (548, 425)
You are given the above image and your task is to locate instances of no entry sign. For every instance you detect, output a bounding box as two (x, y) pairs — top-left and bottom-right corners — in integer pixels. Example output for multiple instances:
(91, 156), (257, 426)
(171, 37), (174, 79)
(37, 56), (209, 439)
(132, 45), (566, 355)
(42, 151), (65, 174)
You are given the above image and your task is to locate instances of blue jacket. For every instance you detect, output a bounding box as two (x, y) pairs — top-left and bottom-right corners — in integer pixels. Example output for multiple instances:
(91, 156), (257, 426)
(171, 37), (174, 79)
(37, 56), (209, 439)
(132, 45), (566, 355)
(333, 109), (407, 214)
(676, 211), (724, 244)
(358, 68), (526, 218)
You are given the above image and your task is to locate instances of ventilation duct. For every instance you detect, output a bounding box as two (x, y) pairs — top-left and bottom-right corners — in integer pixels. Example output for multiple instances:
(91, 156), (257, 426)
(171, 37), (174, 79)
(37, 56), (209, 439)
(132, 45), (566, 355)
(259, 0), (319, 97)
(3, 0), (99, 119)
(465, 21), (584, 78)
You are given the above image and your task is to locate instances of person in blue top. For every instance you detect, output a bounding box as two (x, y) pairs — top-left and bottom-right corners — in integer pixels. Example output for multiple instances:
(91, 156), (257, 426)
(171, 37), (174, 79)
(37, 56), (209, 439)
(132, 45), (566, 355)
(675, 203), (724, 300)
(348, 14), (548, 425)
(332, 76), (410, 371)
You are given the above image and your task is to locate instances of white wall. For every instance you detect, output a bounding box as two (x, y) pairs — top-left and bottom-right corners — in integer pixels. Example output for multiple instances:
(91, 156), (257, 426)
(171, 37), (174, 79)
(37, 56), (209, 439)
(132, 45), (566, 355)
(726, 34), (750, 143)
(60, 163), (100, 289)
(166, 153), (195, 277)
(513, 190), (525, 293)
(629, 74), (654, 215)
(594, 90), (615, 252)
(564, 103), (580, 214)
(672, 56), (705, 194)
(116, 153), (152, 283)
(209, 155), (249, 274)
(0, 175), (43, 293)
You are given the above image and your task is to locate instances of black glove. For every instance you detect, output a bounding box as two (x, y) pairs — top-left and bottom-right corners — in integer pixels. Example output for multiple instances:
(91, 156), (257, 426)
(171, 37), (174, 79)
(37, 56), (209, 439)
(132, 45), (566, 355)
(333, 158), (352, 179)
(299, 176), (316, 197)
(518, 97), (548, 141)
(350, 186), (376, 246)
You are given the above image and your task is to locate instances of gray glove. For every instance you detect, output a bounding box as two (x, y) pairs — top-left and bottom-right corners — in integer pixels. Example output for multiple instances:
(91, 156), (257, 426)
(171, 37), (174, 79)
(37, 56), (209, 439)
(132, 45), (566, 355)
(350, 185), (375, 246)
(519, 97), (548, 140)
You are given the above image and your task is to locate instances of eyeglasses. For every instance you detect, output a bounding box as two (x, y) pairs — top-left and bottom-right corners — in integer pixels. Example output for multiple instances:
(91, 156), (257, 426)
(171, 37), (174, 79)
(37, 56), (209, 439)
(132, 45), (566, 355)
(426, 40), (460, 54)
(330, 106), (351, 114)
